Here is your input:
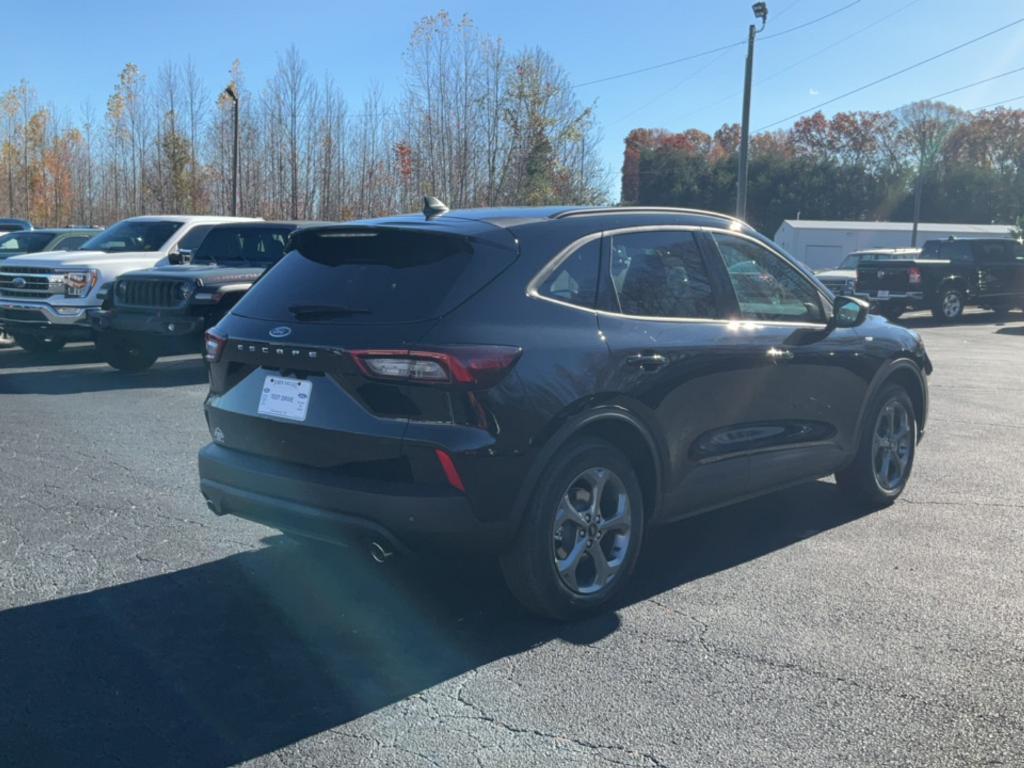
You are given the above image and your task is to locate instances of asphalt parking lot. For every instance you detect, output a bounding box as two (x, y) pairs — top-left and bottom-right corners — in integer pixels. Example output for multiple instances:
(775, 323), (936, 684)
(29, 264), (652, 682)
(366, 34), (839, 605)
(1, 311), (1022, 768)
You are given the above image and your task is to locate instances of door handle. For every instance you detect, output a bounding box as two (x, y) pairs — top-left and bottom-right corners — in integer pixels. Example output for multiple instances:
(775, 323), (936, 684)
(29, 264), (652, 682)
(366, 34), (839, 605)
(766, 347), (794, 361)
(626, 352), (668, 370)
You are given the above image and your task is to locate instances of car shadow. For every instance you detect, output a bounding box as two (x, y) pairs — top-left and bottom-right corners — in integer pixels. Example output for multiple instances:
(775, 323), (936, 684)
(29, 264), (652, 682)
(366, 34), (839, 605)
(897, 310), (1021, 329)
(0, 355), (207, 394)
(0, 480), (867, 766)
(995, 325), (1024, 336)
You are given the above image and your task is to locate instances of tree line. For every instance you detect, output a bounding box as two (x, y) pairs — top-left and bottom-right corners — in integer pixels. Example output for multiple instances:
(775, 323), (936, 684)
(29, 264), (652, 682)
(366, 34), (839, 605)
(623, 101), (1024, 235)
(0, 12), (606, 227)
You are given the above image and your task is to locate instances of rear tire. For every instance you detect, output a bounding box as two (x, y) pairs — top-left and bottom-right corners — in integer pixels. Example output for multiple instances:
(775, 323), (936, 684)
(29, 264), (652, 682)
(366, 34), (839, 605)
(499, 438), (645, 620)
(931, 286), (965, 322)
(96, 332), (158, 372)
(12, 332), (66, 355)
(836, 383), (916, 509)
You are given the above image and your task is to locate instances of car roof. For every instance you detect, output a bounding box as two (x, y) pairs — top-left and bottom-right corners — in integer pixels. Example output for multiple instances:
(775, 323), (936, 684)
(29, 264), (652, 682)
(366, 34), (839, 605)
(119, 215), (261, 224)
(16, 227), (98, 235)
(205, 220), (320, 231)
(326, 206), (748, 234)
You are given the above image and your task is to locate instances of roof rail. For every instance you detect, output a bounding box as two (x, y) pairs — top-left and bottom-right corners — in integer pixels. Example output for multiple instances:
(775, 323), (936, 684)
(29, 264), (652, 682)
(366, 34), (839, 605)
(551, 206), (743, 224)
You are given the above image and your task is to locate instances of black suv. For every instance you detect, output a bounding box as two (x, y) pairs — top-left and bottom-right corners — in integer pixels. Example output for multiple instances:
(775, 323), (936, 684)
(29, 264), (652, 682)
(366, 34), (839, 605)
(198, 205), (931, 619)
(856, 237), (1024, 321)
(91, 222), (300, 370)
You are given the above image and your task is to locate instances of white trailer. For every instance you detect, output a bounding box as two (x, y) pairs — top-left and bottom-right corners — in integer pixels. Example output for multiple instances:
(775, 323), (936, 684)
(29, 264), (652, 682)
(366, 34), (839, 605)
(773, 220), (1014, 270)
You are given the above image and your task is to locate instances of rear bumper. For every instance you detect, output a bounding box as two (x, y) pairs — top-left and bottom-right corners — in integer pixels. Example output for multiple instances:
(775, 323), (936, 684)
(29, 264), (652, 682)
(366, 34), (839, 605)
(854, 291), (925, 308)
(198, 442), (510, 551)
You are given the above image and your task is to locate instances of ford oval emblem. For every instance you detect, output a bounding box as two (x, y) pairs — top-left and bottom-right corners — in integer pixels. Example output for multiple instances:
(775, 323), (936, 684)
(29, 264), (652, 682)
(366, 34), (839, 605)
(12, 277), (26, 289)
(269, 326), (292, 339)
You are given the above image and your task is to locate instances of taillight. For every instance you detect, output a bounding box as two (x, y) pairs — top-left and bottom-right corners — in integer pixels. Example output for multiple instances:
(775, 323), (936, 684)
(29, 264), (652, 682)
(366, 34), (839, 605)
(204, 329), (227, 362)
(908, 266), (922, 285)
(350, 346), (522, 387)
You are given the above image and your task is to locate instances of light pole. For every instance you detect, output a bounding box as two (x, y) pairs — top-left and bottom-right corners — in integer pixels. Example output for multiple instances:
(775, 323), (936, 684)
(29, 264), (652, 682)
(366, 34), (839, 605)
(223, 84), (240, 216)
(736, 2), (768, 221)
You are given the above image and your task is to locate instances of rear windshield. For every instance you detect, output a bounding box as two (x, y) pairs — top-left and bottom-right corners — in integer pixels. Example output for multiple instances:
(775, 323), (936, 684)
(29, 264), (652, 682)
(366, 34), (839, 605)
(232, 227), (517, 325)
(922, 241), (971, 261)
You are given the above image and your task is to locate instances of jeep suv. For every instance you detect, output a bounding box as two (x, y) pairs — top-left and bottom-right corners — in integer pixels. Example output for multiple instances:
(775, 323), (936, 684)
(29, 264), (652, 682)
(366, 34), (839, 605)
(90, 221), (302, 371)
(198, 205), (931, 619)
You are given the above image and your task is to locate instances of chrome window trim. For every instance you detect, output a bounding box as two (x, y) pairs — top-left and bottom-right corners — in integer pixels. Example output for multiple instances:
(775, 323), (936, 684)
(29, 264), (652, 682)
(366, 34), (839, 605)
(527, 224), (831, 330)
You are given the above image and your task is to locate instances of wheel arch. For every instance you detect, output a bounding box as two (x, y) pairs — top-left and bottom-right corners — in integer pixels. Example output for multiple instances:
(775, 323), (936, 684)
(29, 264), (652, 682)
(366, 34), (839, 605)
(851, 358), (928, 451)
(510, 407), (664, 536)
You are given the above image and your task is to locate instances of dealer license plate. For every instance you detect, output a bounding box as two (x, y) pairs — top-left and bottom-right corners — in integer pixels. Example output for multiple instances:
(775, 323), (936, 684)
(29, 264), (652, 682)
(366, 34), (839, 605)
(257, 376), (312, 422)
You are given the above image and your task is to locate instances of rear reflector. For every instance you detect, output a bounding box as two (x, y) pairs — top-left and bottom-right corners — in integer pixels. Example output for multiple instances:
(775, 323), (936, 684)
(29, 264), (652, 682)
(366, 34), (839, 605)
(435, 449), (466, 492)
(204, 329), (227, 362)
(351, 346), (522, 387)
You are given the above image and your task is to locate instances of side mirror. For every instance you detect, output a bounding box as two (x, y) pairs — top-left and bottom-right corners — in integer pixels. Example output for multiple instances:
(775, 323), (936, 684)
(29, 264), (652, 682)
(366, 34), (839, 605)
(168, 248), (193, 265)
(830, 296), (868, 329)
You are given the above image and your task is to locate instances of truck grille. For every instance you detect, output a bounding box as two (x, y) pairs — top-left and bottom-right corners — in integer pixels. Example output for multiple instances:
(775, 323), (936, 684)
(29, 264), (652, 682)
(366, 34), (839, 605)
(117, 278), (186, 308)
(0, 266), (63, 299)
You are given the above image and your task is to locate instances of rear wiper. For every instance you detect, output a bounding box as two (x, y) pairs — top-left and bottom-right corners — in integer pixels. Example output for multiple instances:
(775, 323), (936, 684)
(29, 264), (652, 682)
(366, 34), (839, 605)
(288, 303), (371, 319)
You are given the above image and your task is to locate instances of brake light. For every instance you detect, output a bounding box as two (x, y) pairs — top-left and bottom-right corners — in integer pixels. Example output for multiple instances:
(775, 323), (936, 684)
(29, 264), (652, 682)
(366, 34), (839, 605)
(908, 266), (922, 285)
(204, 329), (227, 362)
(350, 346), (522, 386)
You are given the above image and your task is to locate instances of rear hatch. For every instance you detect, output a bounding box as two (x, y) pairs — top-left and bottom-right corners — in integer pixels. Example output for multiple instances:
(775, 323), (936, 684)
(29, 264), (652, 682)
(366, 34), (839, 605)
(205, 223), (519, 469)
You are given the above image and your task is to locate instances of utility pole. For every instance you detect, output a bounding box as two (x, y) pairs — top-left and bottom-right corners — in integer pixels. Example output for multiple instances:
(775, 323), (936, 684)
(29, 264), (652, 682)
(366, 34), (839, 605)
(911, 170), (924, 247)
(736, 2), (768, 220)
(223, 84), (240, 216)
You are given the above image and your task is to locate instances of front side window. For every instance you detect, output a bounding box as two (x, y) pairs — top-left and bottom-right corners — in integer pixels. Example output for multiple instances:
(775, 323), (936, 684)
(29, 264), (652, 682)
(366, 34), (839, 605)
(538, 238), (600, 308)
(607, 230), (717, 319)
(713, 233), (825, 323)
(973, 241), (1015, 264)
(80, 220), (183, 253)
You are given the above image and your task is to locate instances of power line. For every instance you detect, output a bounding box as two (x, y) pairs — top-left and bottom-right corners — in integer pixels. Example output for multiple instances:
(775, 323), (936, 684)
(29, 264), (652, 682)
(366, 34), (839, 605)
(573, 0), (862, 88)
(672, 0), (924, 125)
(760, 0), (862, 40)
(757, 15), (1024, 130)
(607, 49), (737, 127)
(969, 93), (1024, 111)
(921, 66), (1024, 102)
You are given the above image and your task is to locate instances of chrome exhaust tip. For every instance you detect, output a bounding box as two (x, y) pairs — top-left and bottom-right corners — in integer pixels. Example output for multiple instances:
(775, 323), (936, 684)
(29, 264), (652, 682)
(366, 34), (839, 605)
(369, 540), (394, 564)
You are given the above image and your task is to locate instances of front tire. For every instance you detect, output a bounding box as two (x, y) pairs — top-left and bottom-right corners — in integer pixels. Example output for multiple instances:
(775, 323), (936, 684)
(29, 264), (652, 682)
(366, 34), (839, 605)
(499, 438), (645, 620)
(932, 286), (965, 322)
(96, 332), (158, 372)
(12, 332), (66, 355)
(836, 383), (916, 508)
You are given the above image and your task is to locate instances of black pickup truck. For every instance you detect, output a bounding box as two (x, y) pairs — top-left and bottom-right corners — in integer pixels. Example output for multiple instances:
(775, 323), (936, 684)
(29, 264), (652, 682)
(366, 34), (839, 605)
(855, 237), (1024, 321)
(90, 221), (301, 370)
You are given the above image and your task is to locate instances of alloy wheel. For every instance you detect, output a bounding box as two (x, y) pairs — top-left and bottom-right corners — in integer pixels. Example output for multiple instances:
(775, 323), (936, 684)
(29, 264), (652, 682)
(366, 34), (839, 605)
(551, 467), (632, 595)
(942, 291), (962, 319)
(872, 399), (913, 491)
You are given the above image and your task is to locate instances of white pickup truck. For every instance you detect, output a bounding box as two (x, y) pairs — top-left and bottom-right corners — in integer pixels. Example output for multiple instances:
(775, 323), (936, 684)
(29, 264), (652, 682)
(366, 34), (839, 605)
(0, 214), (257, 353)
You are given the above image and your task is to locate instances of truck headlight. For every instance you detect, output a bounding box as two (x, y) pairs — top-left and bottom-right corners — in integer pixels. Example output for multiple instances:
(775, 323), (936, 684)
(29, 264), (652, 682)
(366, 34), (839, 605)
(64, 270), (98, 298)
(178, 281), (195, 301)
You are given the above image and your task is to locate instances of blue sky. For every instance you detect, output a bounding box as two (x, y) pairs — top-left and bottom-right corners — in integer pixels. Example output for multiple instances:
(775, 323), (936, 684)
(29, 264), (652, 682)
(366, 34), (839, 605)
(5, 0), (1024, 199)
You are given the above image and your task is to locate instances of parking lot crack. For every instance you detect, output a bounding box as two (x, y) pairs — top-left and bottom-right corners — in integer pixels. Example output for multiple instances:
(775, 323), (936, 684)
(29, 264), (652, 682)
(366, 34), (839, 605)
(452, 674), (669, 767)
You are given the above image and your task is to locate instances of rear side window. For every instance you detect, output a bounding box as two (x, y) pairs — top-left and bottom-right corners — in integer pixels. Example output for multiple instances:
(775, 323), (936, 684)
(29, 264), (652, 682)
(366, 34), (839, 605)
(194, 227), (292, 266)
(233, 227), (516, 325)
(973, 241), (1016, 264)
(608, 231), (717, 319)
(58, 235), (90, 250)
(538, 239), (600, 308)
